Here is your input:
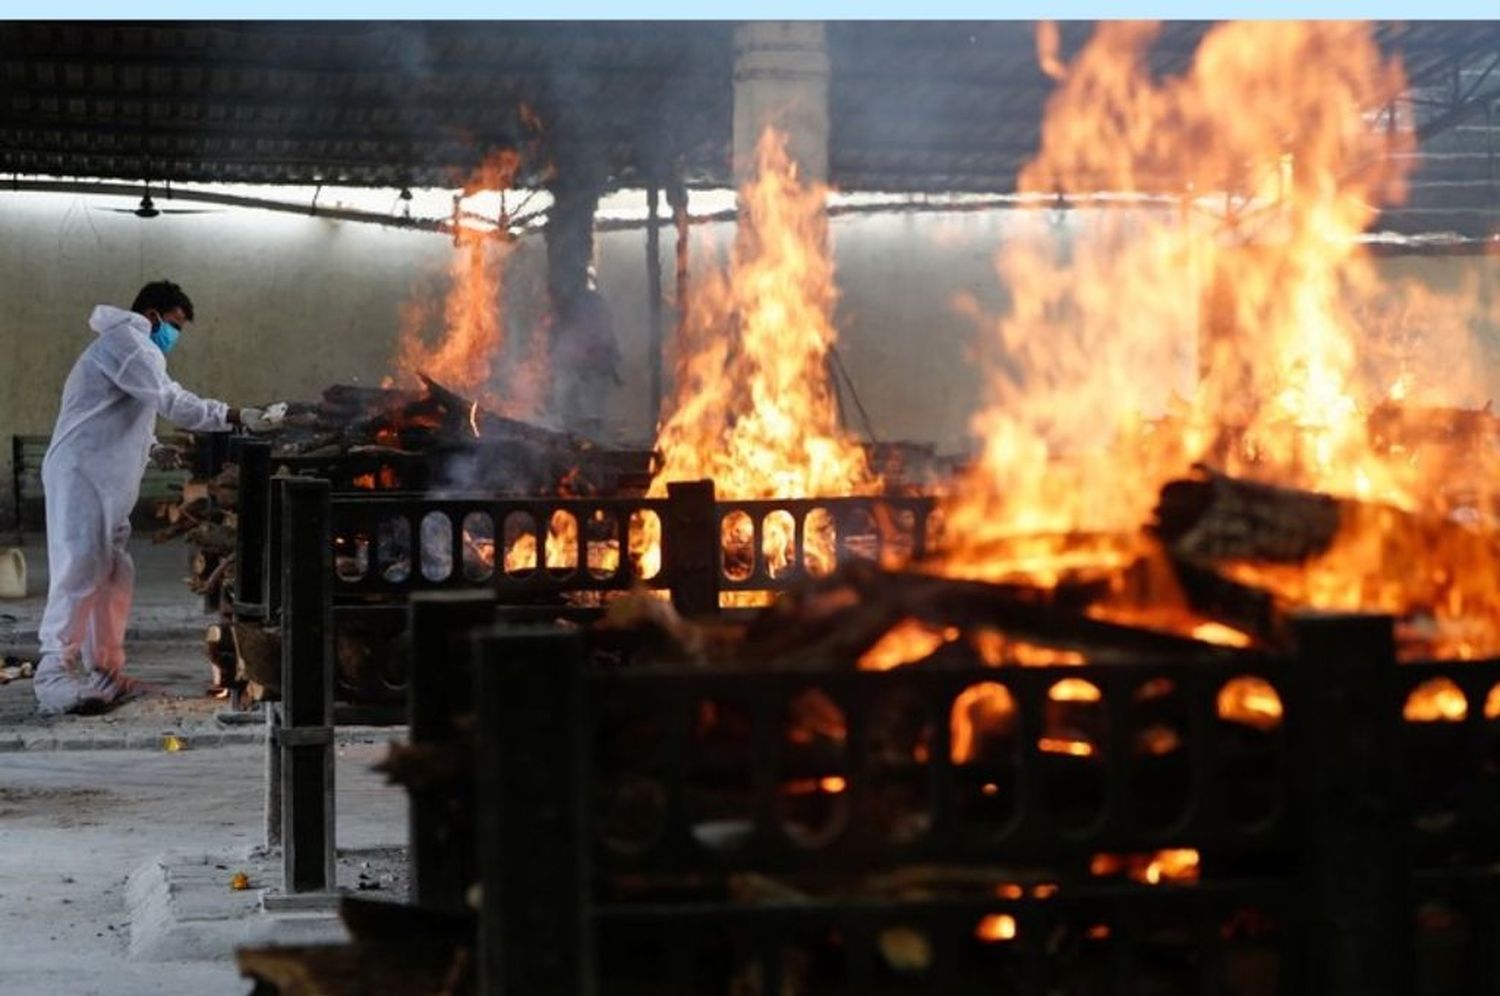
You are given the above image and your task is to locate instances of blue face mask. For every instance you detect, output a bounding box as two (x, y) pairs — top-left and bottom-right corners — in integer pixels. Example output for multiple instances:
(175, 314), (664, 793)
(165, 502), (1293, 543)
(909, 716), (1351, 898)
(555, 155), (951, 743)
(150, 320), (181, 356)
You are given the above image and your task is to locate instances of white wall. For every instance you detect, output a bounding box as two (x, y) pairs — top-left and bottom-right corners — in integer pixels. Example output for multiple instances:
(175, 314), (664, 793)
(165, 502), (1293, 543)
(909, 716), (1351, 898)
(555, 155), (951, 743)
(0, 191), (467, 525)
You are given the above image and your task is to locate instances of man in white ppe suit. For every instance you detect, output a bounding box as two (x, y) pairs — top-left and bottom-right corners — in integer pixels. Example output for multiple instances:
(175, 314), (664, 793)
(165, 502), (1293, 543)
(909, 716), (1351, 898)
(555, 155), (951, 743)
(35, 280), (280, 716)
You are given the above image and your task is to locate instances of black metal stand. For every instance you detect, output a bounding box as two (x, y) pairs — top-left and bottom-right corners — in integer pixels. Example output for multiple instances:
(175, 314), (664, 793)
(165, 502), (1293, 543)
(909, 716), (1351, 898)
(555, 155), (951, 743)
(275, 477), (336, 898)
(475, 625), (592, 996)
(1291, 613), (1407, 996)
(408, 590), (496, 914)
(664, 479), (717, 618)
(230, 437), (272, 620)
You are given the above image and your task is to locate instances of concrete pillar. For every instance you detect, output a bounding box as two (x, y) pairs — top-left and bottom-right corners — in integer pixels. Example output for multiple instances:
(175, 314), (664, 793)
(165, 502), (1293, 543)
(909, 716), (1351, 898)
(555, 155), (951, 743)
(732, 22), (831, 184)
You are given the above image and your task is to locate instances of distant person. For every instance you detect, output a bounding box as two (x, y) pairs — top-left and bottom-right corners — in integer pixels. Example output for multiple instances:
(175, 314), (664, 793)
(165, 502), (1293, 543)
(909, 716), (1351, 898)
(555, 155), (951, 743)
(34, 280), (280, 716)
(550, 283), (622, 439)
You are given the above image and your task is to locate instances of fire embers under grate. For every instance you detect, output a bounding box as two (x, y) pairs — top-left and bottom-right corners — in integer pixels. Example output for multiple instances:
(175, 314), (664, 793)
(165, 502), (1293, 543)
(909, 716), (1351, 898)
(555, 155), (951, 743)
(326, 490), (937, 608)
(462, 609), (1500, 996)
(590, 663), (1293, 882)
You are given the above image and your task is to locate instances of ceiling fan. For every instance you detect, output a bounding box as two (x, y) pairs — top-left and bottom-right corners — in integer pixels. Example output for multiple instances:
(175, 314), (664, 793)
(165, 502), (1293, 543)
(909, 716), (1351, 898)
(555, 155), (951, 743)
(106, 181), (223, 219)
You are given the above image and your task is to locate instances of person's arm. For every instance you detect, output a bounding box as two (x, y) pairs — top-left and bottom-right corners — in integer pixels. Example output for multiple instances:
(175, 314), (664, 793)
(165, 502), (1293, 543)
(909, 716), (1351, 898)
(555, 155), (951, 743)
(104, 344), (233, 432)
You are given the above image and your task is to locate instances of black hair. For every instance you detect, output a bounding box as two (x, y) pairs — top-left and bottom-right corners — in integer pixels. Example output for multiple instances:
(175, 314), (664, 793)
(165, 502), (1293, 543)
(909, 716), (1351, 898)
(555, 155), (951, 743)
(131, 280), (195, 322)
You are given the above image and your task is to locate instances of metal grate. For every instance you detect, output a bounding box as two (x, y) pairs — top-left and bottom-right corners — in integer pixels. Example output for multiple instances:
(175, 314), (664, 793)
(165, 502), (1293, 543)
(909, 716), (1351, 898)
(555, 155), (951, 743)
(458, 615), (1500, 995)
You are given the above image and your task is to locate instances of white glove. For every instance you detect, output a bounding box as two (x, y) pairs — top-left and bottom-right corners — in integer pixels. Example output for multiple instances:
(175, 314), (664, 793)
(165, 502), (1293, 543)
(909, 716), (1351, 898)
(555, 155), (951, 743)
(240, 403), (287, 433)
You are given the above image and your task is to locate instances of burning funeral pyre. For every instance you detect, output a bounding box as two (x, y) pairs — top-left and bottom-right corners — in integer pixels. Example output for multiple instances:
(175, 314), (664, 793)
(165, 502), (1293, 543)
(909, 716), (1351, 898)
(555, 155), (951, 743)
(242, 21), (1500, 996)
(155, 373), (655, 698)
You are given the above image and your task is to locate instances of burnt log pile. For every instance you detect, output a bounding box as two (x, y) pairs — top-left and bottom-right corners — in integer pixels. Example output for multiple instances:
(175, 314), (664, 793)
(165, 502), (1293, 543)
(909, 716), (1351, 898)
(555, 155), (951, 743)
(1154, 464), (1500, 656)
(152, 374), (657, 695)
(246, 372), (652, 494)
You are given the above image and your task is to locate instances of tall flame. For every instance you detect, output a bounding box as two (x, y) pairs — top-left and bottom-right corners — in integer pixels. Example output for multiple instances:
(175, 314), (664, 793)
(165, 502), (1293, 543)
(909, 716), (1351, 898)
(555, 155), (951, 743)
(643, 128), (881, 588)
(395, 150), (547, 418)
(650, 127), (879, 501)
(931, 21), (1499, 651)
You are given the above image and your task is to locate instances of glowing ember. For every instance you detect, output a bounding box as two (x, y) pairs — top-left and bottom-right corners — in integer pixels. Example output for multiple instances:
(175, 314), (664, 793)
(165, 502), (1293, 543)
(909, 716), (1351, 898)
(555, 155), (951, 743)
(971, 629), (1086, 667)
(1217, 676), (1284, 729)
(1093, 848), (1201, 885)
(782, 776), (848, 796)
(1191, 622), (1253, 648)
(1403, 678), (1467, 722)
(1142, 848), (1201, 885)
(950, 682), (1016, 765)
(858, 619), (957, 671)
(1038, 737), (1094, 757)
(975, 913), (1018, 943)
(646, 128), (881, 586)
(858, 621), (1089, 673)
(1048, 678), (1101, 703)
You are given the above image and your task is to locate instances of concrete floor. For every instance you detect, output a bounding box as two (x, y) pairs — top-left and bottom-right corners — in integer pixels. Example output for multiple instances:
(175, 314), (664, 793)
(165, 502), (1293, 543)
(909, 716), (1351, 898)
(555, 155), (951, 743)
(1, 537), (248, 739)
(0, 536), (409, 994)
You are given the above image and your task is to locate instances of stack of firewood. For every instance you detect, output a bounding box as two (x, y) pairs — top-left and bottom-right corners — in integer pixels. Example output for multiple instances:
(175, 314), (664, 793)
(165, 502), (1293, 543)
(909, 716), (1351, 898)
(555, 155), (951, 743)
(153, 460), (239, 604)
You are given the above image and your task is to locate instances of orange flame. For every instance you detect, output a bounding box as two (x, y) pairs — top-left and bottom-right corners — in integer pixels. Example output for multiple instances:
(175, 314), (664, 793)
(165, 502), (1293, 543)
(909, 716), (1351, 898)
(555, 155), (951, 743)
(646, 128), (881, 590)
(925, 21), (1500, 657)
(395, 151), (548, 419)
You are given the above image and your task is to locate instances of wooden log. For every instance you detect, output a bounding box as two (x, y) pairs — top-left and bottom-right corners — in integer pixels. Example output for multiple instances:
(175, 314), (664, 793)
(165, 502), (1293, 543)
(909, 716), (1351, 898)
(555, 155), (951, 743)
(1154, 466), (1500, 637)
(1167, 556), (1289, 651)
(275, 429), (345, 456)
(234, 622), (282, 694)
(322, 383), (419, 409)
(1153, 465), (1342, 564)
(185, 522), (237, 555)
(190, 555), (233, 596)
(153, 517), (198, 544)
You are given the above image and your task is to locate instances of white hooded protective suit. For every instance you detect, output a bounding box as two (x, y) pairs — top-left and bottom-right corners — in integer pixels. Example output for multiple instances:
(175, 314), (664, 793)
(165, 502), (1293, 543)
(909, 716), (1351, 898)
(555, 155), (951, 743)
(35, 305), (231, 714)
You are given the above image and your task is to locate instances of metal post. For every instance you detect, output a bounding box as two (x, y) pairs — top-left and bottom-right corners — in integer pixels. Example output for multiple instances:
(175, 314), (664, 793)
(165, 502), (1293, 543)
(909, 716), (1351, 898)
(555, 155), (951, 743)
(230, 438), (272, 620)
(264, 702), (282, 848)
(666, 179), (690, 382)
(193, 429), (234, 480)
(408, 590), (495, 913)
(664, 479), (718, 618)
(475, 626), (591, 996)
(1290, 613), (1405, 996)
(646, 184), (665, 426)
(277, 477), (336, 897)
(267, 476), (285, 619)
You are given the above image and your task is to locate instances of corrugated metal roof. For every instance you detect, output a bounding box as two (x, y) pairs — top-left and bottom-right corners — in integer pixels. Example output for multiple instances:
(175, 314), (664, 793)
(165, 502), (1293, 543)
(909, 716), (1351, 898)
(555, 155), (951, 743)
(1, 21), (1496, 235)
